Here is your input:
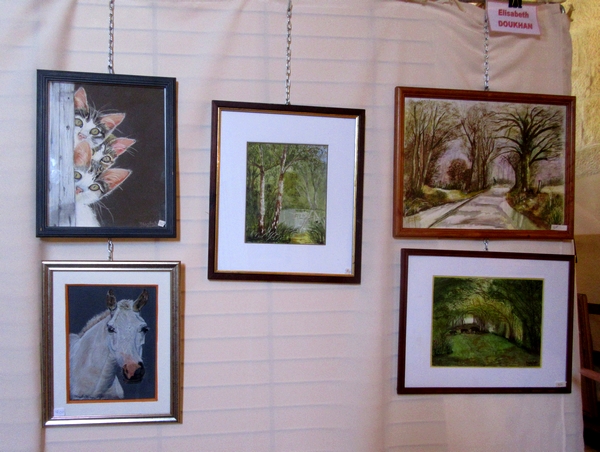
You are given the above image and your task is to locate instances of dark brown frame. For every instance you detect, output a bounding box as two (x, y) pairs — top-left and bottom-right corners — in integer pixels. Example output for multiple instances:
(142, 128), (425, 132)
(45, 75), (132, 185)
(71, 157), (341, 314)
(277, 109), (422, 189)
(393, 87), (575, 239)
(208, 100), (365, 283)
(397, 248), (574, 394)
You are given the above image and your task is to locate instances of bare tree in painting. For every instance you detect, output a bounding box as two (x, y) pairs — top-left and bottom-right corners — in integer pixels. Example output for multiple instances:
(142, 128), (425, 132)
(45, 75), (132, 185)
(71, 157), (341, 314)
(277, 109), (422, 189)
(404, 100), (459, 198)
(458, 104), (503, 191)
(494, 105), (564, 195)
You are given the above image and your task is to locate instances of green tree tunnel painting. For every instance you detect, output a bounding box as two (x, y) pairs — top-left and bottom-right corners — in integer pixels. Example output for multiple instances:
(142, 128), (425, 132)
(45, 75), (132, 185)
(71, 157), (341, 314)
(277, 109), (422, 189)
(431, 276), (544, 368)
(245, 142), (328, 245)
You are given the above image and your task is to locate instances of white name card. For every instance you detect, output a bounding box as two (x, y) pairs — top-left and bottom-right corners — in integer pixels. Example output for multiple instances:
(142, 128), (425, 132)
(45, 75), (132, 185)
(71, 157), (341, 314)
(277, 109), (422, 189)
(487, 0), (541, 36)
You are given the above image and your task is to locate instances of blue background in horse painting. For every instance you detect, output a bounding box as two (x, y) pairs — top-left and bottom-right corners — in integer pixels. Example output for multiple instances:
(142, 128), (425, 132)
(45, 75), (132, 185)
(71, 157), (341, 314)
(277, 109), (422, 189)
(67, 285), (157, 400)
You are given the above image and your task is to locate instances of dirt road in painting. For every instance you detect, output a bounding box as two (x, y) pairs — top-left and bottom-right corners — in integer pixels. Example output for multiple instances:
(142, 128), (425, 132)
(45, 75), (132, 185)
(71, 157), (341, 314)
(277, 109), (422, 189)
(428, 186), (538, 230)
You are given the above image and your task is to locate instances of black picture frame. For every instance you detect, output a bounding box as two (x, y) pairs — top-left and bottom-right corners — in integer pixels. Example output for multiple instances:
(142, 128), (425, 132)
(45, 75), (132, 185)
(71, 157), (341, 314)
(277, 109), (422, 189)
(208, 100), (365, 284)
(36, 70), (177, 238)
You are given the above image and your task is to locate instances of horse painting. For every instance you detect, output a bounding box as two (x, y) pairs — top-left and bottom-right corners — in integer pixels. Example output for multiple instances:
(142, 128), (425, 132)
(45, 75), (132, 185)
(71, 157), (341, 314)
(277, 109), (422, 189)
(69, 289), (149, 400)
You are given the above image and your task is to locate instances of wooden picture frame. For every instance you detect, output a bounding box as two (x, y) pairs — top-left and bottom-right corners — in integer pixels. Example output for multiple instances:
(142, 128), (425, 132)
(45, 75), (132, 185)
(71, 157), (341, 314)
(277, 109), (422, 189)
(393, 87), (575, 239)
(397, 248), (574, 394)
(208, 100), (365, 283)
(41, 261), (182, 426)
(36, 70), (177, 238)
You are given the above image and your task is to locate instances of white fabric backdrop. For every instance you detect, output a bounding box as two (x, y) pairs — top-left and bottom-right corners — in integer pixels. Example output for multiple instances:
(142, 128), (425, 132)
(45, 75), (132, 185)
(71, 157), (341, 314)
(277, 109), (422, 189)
(0, 1), (580, 451)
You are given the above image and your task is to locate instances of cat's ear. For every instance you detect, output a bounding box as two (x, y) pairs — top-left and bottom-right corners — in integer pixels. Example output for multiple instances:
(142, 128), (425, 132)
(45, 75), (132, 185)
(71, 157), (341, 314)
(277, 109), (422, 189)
(73, 141), (92, 167)
(100, 168), (131, 191)
(100, 113), (126, 131)
(74, 87), (88, 110)
(111, 138), (136, 156)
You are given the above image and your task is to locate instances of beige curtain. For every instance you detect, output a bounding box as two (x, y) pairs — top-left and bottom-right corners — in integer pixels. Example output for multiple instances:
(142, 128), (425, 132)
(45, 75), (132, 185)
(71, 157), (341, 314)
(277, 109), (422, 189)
(0, 1), (578, 451)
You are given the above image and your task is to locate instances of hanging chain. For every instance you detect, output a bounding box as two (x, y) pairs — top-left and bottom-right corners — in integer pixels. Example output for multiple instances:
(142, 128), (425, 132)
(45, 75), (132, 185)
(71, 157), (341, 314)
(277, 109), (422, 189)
(107, 239), (114, 261)
(285, 0), (293, 105)
(483, 10), (490, 91)
(108, 0), (115, 74)
(107, 2), (116, 260)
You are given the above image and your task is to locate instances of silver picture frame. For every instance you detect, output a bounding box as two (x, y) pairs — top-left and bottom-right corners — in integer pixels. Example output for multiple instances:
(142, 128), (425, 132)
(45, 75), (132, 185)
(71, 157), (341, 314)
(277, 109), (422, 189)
(41, 260), (182, 426)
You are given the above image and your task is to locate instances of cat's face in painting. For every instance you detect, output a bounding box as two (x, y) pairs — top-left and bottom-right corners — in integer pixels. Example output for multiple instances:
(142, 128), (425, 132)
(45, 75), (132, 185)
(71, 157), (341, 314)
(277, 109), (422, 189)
(74, 167), (132, 206)
(74, 141), (131, 206)
(91, 136), (136, 174)
(73, 87), (125, 148)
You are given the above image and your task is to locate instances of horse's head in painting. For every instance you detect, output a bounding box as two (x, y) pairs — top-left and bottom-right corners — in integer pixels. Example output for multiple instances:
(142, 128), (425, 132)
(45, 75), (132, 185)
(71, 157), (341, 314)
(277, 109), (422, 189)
(69, 289), (150, 400)
(106, 289), (149, 384)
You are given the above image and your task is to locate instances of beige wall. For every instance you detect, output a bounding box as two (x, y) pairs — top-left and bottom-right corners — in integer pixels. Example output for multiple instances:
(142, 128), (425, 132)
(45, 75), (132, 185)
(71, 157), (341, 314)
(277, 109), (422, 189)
(566, 1), (600, 305)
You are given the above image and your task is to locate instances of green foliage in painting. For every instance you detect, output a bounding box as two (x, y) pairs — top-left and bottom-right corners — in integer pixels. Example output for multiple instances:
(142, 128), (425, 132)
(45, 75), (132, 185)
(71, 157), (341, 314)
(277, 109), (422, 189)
(245, 142), (328, 245)
(431, 276), (543, 368)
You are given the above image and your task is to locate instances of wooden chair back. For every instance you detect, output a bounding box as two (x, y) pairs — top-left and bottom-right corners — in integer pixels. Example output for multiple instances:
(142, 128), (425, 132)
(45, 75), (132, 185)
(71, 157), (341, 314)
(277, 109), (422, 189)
(578, 293), (600, 419)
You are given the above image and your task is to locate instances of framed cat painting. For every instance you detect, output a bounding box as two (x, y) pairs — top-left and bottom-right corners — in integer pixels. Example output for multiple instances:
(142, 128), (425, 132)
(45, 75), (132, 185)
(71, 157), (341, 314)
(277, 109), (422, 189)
(36, 70), (177, 238)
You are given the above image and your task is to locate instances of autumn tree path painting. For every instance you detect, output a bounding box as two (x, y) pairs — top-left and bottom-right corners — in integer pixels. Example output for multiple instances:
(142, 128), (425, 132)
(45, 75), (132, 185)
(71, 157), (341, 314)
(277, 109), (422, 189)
(396, 88), (574, 237)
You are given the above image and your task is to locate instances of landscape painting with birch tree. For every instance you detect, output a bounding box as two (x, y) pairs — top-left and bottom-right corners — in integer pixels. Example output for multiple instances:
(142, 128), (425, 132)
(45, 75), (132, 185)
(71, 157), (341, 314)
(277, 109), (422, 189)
(402, 97), (567, 231)
(245, 142), (328, 245)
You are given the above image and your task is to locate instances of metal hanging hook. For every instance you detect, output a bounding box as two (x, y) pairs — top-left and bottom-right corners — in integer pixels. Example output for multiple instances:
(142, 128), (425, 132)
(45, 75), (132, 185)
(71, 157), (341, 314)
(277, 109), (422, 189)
(483, 239), (489, 252)
(107, 239), (114, 261)
(108, 0), (115, 74)
(285, 0), (293, 105)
